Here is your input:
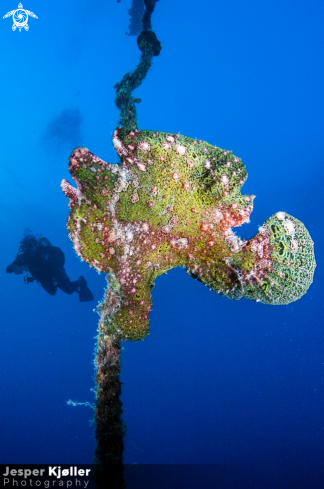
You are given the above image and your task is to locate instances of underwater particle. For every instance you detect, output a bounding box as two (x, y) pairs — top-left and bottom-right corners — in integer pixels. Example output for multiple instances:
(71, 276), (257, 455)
(62, 129), (316, 342)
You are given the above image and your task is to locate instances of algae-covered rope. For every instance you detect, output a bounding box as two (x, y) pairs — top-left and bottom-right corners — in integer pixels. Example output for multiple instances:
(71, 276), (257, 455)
(93, 2), (161, 486)
(114, 0), (161, 131)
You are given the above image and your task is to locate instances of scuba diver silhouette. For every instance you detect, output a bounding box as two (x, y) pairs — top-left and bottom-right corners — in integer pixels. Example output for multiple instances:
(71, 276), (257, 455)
(6, 231), (94, 302)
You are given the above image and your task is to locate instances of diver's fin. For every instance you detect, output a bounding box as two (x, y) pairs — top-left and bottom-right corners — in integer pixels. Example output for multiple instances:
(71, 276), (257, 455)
(79, 276), (94, 302)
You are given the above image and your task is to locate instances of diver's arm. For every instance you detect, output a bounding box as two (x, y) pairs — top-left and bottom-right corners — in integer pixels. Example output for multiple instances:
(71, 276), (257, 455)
(12, 265), (30, 275)
(6, 254), (29, 274)
(6, 254), (24, 273)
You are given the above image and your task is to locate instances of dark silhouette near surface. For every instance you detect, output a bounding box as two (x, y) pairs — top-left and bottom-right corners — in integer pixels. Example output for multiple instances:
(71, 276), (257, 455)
(6, 231), (94, 302)
(41, 108), (83, 156)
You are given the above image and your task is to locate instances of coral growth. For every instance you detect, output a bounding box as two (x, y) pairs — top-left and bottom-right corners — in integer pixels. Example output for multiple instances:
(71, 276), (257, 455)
(62, 129), (316, 342)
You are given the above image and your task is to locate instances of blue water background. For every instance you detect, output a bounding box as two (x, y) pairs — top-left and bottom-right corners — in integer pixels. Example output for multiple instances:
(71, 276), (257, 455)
(0, 0), (323, 486)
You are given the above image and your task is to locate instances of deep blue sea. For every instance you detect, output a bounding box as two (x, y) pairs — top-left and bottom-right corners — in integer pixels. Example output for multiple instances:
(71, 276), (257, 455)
(1, 0), (323, 488)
